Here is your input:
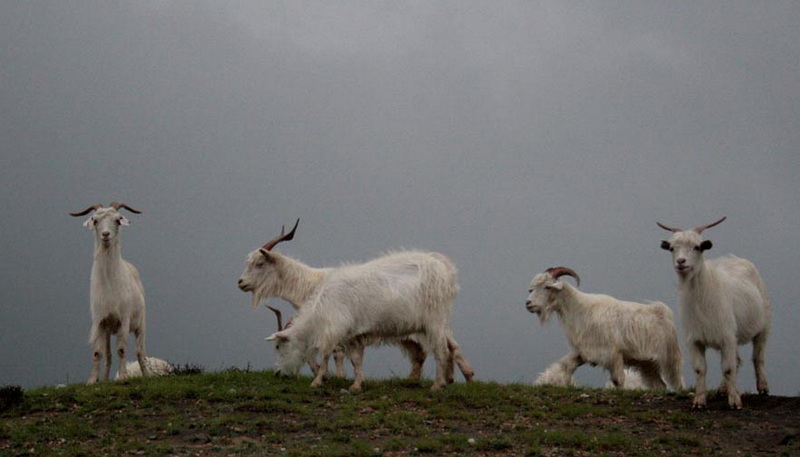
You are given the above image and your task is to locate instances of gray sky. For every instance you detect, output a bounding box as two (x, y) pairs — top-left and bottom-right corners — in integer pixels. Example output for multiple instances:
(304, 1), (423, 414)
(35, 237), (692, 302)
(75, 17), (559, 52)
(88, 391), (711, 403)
(1, 2), (798, 395)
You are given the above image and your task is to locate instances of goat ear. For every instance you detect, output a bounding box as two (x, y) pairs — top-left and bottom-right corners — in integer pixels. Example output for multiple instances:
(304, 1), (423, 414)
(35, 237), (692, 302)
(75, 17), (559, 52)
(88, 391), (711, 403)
(259, 249), (277, 264)
(699, 240), (713, 251)
(547, 281), (564, 291)
(82, 217), (94, 228)
(119, 216), (130, 226)
(266, 329), (290, 342)
(660, 240), (671, 251)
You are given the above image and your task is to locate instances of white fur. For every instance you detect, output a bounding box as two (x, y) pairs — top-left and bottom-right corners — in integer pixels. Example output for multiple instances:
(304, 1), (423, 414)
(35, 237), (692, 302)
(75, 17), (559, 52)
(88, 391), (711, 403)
(525, 270), (684, 391)
(661, 226), (771, 409)
(115, 357), (173, 379)
(534, 360), (577, 387)
(241, 248), (471, 391)
(78, 206), (149, 384)
(534, 362), (648, 390)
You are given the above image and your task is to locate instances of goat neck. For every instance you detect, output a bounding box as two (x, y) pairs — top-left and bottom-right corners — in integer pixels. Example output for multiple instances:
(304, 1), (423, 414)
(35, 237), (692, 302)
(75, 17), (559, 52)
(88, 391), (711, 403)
(270, 254), (330, 309)
(553, 284), (587, 322)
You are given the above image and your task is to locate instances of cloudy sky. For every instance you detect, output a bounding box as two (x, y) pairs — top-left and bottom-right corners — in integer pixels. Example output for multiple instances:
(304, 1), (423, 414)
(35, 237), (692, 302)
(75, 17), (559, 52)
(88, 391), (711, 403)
(1, 2), (798, 395)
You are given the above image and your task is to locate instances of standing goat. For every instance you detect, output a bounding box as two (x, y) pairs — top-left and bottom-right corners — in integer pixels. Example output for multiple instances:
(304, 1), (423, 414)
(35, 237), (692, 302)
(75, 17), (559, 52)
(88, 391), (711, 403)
(71, 202), (149, 384)
(658, 216), (771, 409)
(238, 220), (473, 391)
(263, 305), (430, 385)
(525, 267), (683, 391)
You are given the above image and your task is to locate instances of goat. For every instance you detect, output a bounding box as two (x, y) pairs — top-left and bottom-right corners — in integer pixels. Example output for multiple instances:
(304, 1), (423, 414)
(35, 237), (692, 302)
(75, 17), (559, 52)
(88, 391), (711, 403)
(71, 202), (149, 384)
(238, 220), (473, 391)
(525, 267), (683, 391)
(658, 216), (771, 409)
(264, 305), (443, 391)
(115, 357), (173, 379)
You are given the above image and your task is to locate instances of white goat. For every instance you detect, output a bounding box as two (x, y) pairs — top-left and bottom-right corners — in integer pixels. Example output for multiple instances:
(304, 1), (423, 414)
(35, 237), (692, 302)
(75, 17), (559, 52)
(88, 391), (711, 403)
(525, 267), (683, 391)
(263, 305), (429, 385)
(71, 202), (149, 384)
(115, 357), (173, 379)
(238, 220), (473, 391)
(658, 216), (771, 409)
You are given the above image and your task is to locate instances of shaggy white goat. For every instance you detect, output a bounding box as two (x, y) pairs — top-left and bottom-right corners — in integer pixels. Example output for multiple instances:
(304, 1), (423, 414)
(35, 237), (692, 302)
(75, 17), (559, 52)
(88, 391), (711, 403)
(71, 202), (150, 384)
(115, 357), (173, 379)
(658, 216), (771, 409)
(238, 220), (473, 391)
(525, 267), (683, 391)
(264, 305), (431, 388)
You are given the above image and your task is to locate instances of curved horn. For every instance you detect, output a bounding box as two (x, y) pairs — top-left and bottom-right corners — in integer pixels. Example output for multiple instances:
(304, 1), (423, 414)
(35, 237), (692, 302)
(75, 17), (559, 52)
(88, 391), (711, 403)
(261, 218), (300, 252)
(656, 221), (683, 233)
(693, 216), (726, 234)
(69, 204), (103, 217)
(110, 202), (142, 214)
(545, 266), (581, 287)
(265, 305), (283, 331)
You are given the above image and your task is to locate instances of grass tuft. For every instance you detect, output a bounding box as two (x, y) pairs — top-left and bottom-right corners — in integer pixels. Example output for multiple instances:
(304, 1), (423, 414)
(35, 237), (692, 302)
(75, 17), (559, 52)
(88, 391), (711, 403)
(0, 385), (24, 412)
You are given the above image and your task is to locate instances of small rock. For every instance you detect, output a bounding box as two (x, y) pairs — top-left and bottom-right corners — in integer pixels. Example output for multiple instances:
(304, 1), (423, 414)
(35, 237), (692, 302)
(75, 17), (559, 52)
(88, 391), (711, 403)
(468, 438), (476, 445)
(190, 433), (212, 444)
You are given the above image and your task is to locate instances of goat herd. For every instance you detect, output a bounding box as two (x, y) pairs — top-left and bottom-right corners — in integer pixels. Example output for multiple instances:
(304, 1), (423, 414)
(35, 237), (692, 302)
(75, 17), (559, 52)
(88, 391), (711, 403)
(71, 203), (772, 410)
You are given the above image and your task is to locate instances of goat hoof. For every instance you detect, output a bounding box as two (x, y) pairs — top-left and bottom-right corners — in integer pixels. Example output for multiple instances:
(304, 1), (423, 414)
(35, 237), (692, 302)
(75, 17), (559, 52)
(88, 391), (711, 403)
(691, 393), (707, 409)
(728, 394), (743, 410)
(349, 385), (363, 394)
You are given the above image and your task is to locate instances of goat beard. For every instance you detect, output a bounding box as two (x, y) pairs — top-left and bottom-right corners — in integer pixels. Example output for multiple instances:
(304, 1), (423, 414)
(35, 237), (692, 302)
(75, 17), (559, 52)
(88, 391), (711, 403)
(537, 308), (553, 325)
(251, 285), (273, 310)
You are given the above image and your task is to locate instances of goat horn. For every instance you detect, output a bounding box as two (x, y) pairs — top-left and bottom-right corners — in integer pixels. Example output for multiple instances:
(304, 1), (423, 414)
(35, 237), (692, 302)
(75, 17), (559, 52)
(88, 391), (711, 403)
(545, 266), (581, 287)
(69, 204), (103, 217)
(265, 305), (283, 332)
(656, 221), (683, 233)
(110, 202), (142, 214)
(693, 216), (726, 234)
(261, 218), (300, 251)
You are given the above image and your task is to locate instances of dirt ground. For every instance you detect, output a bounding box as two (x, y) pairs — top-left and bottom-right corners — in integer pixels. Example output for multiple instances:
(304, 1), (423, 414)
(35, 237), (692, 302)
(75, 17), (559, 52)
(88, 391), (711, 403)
(619, 393), (799, 456)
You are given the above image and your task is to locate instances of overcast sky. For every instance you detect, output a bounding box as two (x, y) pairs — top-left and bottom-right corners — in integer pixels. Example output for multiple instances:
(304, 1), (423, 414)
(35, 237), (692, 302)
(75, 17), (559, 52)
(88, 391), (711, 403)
(1, 2), (798, 395)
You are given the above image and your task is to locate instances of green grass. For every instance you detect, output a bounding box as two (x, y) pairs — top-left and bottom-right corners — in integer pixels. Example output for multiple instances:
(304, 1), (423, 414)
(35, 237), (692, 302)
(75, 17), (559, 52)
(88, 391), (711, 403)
(1, 371), (797, 456)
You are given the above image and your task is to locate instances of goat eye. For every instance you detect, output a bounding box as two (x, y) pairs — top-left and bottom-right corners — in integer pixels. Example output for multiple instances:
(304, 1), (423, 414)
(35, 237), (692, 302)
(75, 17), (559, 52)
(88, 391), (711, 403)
(669, 247), (674, 252)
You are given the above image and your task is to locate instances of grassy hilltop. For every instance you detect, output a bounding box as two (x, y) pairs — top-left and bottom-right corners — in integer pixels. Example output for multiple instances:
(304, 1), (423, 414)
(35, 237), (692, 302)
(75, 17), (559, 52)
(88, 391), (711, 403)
(1, 370), (798, 456)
